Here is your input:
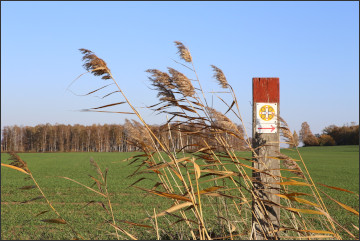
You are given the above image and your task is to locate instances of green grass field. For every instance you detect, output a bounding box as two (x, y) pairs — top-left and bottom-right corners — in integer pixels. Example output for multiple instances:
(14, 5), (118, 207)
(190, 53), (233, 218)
(1, 146), (359, 240)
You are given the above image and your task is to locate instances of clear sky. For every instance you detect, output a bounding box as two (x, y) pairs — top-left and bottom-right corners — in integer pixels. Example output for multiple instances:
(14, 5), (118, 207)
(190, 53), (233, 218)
(1, 1), (359, 138)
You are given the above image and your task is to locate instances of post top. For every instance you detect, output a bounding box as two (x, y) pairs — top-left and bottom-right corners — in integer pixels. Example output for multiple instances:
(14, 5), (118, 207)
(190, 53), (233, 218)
(252, 78), (279, 103)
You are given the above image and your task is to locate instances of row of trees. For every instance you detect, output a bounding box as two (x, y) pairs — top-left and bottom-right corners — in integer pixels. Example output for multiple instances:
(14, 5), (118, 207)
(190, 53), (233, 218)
(2, 121), (357, 152)
(1, 122), (247, 153)
(299, 122), (359, 146)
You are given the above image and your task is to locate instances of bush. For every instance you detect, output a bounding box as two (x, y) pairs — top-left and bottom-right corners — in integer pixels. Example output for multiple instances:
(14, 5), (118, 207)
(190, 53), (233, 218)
(318, 134), (336, 146)
(323, 124), (359, 145)
(303, 135), (320, 146)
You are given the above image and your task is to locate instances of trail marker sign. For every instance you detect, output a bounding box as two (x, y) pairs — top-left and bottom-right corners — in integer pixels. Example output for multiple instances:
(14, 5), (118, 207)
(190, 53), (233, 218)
(256, 102), (277, 133)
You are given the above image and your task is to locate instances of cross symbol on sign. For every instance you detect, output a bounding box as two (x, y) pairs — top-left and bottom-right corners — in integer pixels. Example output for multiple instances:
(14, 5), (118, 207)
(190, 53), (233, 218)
(259, 105), (275, 121)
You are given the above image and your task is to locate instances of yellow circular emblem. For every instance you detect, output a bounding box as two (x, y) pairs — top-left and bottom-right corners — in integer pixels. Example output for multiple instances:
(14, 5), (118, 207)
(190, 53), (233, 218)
(259, 105), (275, 121)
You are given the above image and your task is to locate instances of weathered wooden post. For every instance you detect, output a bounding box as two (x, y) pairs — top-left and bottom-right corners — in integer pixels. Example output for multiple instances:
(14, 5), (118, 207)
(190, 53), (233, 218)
(251, 78), (281, 240)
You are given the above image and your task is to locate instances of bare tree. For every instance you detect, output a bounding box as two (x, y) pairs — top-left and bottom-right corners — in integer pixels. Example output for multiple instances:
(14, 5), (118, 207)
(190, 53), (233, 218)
(299, 122), (319, 146)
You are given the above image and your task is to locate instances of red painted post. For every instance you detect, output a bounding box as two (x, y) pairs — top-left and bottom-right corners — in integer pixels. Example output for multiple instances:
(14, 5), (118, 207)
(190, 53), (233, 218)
(252, 78), (280, 240)
(253, 78), (279, 103)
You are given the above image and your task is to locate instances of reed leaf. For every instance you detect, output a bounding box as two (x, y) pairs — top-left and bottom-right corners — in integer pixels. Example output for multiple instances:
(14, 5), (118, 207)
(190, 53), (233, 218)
(192, 161), (201, 180)
(34, 210), (50, 217)
(148, 202), (193, 219)
(19, 185), (36, 190)
(21, 196), (44, 204)
(1, 163), (29, 175)
(292, 197), (320, 208)
(108, 222), (138, 240)
(118, 220), (152, 229)
(41, 218), (67, 224)
(197, 186), (224, 195)
(78, 84), (113, 96)
(134, 186), (192, 202)
(60, 176), (107, 198)
(90, 102), (126, 110)
(286, 207), (324, 215)
(320, 190), (359, 216)
(277, 194), (320, 208)
(275, 181), (312, 186)
(299, 229), (335, 234)
(317, 182), (357, 195)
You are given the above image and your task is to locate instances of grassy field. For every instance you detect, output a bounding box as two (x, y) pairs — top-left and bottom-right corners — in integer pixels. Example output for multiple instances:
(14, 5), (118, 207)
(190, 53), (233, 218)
(1, 145), (359, 240)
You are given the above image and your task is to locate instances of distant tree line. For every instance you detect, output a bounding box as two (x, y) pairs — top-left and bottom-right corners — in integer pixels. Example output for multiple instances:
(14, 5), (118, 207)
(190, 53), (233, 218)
(1, 122), (247, 153)
(299, 122), (359, 147)
(2, 121), (356, 152)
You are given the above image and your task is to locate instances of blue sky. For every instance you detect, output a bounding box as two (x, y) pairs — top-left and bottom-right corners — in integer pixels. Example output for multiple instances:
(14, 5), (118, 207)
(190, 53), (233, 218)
(1, 1), (359, 138)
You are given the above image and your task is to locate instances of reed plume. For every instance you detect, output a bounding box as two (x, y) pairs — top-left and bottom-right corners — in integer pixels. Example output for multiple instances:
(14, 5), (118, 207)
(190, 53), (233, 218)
(278, 116), (296, 146)
(124, 119), (154, 150)
(146, 69), (175, 89)
(206, 107), (239, 134)
(146, 69), (176, 104)
(211, 65), (228, 89)
(278, 153), (305, 178)
(79, 48), (111, 80)
(168, 67), (195, 97)
(8, 151), (30, 173)
(174, 41), (192, 62)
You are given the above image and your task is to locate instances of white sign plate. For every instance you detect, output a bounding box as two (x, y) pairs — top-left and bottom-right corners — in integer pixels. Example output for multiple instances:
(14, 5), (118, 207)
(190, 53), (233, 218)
(256, 102), (277, 133)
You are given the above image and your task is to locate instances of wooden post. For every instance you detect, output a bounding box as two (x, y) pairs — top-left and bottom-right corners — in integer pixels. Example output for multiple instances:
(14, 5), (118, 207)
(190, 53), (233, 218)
(252, 78), (281, 240)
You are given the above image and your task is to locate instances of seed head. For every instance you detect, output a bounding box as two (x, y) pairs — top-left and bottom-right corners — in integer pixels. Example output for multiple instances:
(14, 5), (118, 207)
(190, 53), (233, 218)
(174, 41), (192, 63)
(8, 152), (30, 174)
(124, 119), (153, 149)
(146, 69), (175, 89)
(79, 48), (111, 80)
(206, 107), (238, 134)
(211, 65), (228, 89)
(278, 116), (295, 144)
(168, 67), (195, 97)
(146, 69), (176, 104)
(278, 153), (305, 179)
